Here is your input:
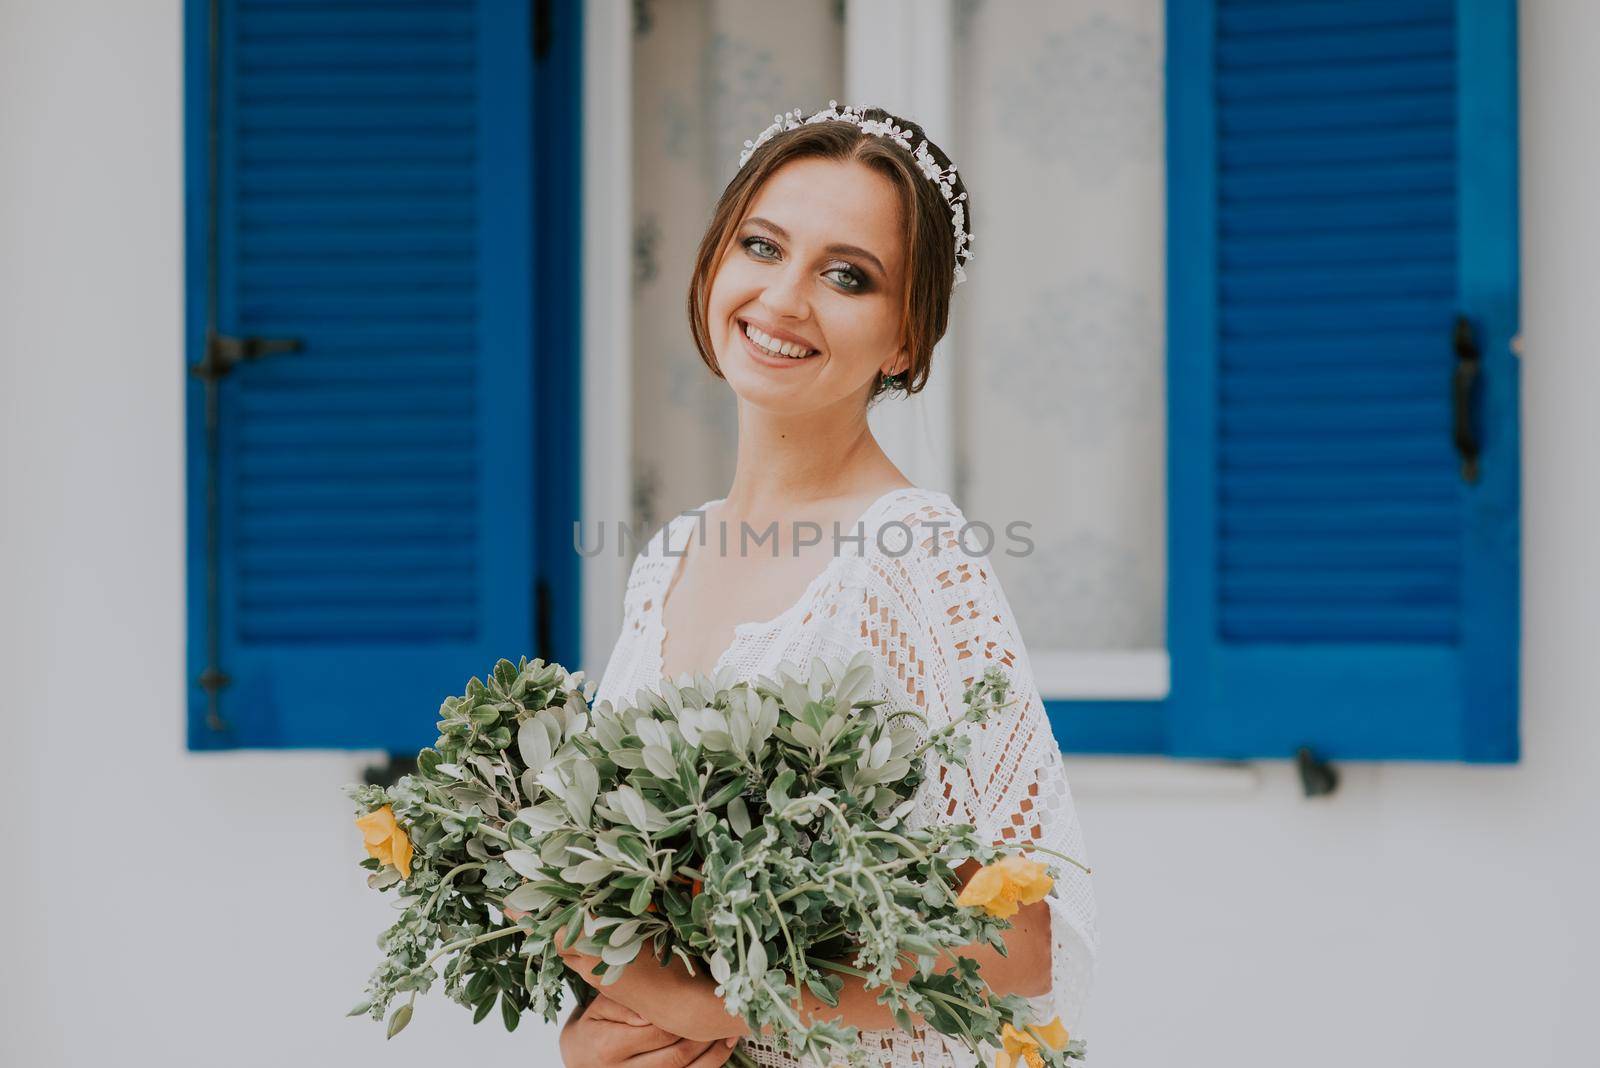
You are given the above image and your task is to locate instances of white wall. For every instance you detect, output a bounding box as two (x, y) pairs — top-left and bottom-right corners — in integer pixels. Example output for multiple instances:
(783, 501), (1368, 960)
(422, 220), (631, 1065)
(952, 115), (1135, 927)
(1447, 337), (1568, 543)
(1, 2), (1594, 1067)
(0, 2), (564, 1064)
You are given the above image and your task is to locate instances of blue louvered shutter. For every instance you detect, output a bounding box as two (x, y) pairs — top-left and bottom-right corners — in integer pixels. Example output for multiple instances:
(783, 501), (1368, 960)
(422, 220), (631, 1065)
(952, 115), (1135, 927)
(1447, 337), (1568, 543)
(1164, 0), (1520, 760)
(184, 0), (538, 750)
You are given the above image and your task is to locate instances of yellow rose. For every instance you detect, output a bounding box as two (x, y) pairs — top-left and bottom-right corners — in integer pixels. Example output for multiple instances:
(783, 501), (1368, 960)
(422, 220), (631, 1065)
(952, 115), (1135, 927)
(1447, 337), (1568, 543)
(994, 1017), (1070, 1068)
(956, 853), (1053, 918)
(355, 804), (413, 880)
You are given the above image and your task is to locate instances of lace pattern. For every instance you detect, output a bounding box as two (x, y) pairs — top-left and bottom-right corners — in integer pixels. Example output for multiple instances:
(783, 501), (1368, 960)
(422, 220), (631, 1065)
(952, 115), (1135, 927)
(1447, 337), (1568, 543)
(593, 487), (1099, 1067)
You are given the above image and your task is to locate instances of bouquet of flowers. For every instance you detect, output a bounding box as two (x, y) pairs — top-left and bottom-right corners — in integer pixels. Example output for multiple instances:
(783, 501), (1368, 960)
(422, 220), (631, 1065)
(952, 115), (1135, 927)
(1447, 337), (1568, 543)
(347, 651), (1088, 1067)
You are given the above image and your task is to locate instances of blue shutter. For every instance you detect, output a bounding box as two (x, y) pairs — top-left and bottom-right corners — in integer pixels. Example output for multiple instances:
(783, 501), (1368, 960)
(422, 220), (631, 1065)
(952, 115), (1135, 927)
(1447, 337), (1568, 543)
(1164, 0), (1520, 760)
(184, 0), (543, 751)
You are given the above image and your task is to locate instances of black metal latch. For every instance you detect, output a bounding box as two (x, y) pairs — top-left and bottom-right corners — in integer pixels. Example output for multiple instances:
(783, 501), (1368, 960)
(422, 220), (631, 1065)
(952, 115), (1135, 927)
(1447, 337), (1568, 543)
(189, 331), (304, 383)
(1452, 314), (1482, 483)
(1296, 747), (1340, 798)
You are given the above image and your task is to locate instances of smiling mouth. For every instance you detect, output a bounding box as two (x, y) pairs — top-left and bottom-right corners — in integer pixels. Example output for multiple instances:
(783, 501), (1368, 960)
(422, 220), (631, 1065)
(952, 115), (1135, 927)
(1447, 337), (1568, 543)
(738, 318), (819, 359)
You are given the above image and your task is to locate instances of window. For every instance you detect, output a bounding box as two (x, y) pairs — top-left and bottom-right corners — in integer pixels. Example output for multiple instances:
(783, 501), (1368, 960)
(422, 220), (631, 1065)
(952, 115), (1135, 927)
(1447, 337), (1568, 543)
(183, 0), (583, 750)
(954, 0), (1520, 759)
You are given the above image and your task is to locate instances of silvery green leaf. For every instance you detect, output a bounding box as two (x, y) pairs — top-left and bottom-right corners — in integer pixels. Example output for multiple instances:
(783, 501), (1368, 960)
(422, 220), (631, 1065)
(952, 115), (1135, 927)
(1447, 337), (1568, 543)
(728, 709), (750, 754)
(709, 951), (732, 984)
(483, 858), (515, 889)
(435, 762), (464, 780)
(516, 802), (567, 834)
(466, 836), (491, 861)
(808, 657), (827, 699)
(386, 1001), (413, 1038)
(727, 796), (751, 839)
(561, 858), (614, 884)
(539, 834), (570, 865)
(502, 849), (545, 879)
(699, 730), (733, 752)
(636, 719), (669, 750)
(613, 785), (652, 831)
(569, 761), (599, 824)
(611, 748), (644, 769)
(537, 764), (569, 803)
(835, 662), (873, 707)
(820, 716), (846, 748)
(564, 844), (609, 865)
(878, 756), (910, 783)
(607, 919), (644, 946)
(677, 711), (704, 747)
(790, 722), (821, 750)
(591, 715), (622, 751)
(642, 746), (675, 779)
(601, 939), (643, 967)
(518, 718), (553, 774)
(470, 754), (505, 782)
(520, 768), (542, 801)
(367, 867), (402, 890)
(503, 882), (553, 912)
(782, 678), (810, 716)
(746, 939), (768, 976)
(584, 913), (622, 936)
(870, 735), (893, 768)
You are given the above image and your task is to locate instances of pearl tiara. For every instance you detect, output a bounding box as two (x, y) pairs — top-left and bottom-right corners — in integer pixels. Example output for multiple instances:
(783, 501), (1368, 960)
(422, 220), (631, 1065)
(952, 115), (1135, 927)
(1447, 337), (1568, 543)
(736, 100), (973, 288)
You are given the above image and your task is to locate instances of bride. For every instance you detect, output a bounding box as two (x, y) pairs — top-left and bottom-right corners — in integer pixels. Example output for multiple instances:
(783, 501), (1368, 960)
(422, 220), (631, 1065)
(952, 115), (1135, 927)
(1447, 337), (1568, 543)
(553, 103), (1098, 1068)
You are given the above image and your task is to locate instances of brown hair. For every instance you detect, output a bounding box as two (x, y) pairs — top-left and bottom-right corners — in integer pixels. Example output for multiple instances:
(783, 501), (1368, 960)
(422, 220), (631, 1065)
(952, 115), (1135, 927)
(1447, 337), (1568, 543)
(685, 106), (970, 404)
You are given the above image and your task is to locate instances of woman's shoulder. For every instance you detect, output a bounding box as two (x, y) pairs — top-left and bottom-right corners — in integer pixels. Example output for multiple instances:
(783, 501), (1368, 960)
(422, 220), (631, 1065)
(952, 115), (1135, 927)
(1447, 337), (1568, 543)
(863, 487), (1020, 612)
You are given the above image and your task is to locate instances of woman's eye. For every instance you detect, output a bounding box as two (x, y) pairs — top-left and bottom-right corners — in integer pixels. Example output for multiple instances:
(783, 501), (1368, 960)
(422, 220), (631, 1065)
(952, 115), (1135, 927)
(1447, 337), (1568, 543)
(826, 267), (866, 291)
(743, 236), (779, 259)
(741, 236), (867, 292)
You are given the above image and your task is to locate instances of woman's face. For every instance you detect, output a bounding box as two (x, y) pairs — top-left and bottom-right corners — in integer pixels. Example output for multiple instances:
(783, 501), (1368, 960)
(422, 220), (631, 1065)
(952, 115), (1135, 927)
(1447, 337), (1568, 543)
(705, 156), (909, 414)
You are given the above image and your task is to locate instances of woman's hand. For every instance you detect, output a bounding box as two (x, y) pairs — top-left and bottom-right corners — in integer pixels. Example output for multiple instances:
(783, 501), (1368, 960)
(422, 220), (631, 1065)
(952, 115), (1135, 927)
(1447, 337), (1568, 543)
(559, 992), (739, 1068)
(555, 926), (752, 1044)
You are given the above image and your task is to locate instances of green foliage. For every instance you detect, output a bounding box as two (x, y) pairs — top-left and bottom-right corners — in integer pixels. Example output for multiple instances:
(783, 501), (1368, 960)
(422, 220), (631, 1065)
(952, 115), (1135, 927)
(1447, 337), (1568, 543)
(346, 652), (1086, 1066)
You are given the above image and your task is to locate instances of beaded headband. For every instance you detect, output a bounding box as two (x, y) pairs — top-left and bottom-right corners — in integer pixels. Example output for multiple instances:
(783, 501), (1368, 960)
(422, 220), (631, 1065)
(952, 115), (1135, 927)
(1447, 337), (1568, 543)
(736, 100), (972, 289)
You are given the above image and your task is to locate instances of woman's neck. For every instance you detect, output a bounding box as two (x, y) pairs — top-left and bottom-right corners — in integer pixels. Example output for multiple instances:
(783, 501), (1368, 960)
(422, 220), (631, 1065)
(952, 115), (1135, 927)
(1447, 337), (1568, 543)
(720, 398), (909, 522)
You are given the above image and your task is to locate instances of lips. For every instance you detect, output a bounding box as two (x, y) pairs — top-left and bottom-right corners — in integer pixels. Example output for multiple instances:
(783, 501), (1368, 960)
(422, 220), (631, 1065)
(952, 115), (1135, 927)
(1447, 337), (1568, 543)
(737, 317), (819, 359)
(737, 324), (817, 368)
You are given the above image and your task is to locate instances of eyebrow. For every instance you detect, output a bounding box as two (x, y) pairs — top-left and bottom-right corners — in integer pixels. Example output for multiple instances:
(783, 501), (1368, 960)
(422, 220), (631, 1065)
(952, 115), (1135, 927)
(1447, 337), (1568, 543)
(742, 216), (888, 278)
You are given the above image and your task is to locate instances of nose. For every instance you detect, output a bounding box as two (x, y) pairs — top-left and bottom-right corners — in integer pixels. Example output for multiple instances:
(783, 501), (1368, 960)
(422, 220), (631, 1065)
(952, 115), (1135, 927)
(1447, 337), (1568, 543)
(759, 260), (811, 322)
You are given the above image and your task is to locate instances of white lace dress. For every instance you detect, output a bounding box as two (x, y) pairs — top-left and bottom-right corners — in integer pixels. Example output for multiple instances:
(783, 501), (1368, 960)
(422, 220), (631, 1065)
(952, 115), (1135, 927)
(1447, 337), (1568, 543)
(593, 486), (1099, 1068)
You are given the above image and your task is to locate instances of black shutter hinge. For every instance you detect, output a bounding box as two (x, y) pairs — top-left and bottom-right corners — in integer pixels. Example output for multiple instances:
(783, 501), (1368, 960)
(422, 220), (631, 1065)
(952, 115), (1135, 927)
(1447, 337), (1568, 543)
(1451, 314), (1483, 484)
(535, 576), (554, 663)
(532, 0), (553, 61)
(190, 331), (304, 383)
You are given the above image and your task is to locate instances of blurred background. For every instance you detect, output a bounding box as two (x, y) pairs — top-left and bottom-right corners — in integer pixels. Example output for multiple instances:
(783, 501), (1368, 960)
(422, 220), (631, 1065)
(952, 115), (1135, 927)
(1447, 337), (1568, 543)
(3, 0), (1595, 1065)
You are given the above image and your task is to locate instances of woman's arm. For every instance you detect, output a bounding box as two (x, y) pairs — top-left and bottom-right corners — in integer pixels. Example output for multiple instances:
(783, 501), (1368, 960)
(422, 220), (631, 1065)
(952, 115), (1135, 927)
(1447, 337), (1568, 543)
(752, 856), (1052, 1033)
(559, 858), (1049, 1041)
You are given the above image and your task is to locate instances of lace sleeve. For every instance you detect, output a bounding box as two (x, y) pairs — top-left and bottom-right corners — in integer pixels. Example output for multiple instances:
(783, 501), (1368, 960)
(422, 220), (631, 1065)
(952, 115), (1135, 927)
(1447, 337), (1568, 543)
(859, 497), (1100, 1035)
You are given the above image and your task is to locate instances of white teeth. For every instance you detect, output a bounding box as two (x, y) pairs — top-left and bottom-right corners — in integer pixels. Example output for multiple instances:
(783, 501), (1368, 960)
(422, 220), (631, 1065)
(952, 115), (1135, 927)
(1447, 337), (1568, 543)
(744, 321), (815, 358)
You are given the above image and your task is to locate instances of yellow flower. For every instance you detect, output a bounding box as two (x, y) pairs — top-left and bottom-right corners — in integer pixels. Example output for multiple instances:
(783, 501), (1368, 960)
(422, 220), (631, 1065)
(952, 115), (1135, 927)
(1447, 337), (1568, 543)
(994, 1017), (1071, 1068)
(355, 805), (413, 880)
(956, 853), (1053, 918)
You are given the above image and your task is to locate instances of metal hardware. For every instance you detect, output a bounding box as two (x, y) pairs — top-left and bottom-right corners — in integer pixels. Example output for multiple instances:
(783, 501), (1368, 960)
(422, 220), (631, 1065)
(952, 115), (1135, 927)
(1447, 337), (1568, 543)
(192, 0), (304, 736)
(190, 331), (304, 384)
(1296, 747), (1339, 798)
(1452, 314), (1482, 483)
(362, 755), (419, 789)
(533, 0), (553, 60)
(535, 577), (554, 664)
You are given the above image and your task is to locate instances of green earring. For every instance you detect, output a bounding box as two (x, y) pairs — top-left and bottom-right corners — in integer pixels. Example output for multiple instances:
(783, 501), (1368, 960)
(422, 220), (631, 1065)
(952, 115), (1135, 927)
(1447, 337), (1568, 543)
(881, 370), (906, 390)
